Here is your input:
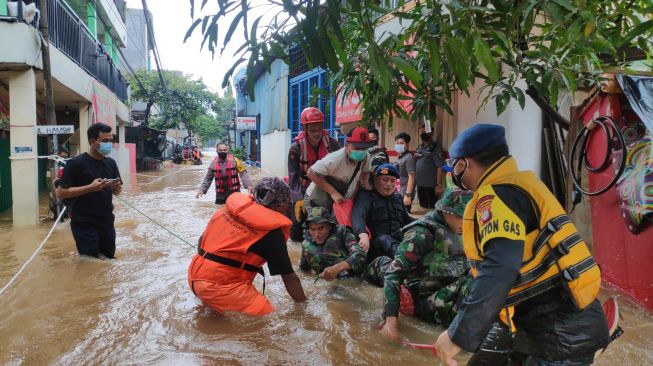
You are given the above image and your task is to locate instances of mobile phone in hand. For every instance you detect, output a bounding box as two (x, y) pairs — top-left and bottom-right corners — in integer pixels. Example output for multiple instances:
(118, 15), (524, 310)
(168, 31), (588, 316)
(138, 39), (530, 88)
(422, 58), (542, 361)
(104, 178), (120, 185)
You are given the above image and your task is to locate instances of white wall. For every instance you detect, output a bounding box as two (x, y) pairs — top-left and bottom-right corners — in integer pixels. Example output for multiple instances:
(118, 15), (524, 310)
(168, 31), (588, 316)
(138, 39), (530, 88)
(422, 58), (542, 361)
(456, 81), (542, 175)
(260, 129), (291, 178)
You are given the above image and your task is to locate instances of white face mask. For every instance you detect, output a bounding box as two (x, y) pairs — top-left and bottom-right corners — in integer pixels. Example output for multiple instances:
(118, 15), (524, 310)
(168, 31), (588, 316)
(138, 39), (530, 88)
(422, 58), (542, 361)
(395, 144), (406, 154)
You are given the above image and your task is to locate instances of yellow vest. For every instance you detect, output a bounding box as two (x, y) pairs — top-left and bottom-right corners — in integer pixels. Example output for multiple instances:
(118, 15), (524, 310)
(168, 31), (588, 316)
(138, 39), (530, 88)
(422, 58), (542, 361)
(463, 157), (601, 318)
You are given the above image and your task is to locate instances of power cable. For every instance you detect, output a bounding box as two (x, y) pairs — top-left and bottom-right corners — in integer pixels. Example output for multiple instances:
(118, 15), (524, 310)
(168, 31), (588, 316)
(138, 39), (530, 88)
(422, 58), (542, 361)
(569, 115), (627, 197)
(141, 0), (167, 93)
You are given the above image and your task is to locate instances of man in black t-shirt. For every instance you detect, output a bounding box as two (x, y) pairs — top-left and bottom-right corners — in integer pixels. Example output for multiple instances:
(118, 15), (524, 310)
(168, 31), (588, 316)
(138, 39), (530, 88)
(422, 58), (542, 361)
(57, 123), (122, 258)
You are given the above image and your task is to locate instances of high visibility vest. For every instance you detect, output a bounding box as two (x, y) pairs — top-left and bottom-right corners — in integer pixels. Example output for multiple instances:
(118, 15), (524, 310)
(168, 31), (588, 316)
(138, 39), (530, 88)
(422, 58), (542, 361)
(463, 157), (601, 322)
(297, 133), (331, 189)
(213, 155), (240, 193)
(188, 193), (291, 285)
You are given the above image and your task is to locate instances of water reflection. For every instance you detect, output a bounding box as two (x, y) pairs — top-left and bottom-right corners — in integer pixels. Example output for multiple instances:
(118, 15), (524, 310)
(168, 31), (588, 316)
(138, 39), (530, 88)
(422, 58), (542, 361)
(0, 160), (651, 365)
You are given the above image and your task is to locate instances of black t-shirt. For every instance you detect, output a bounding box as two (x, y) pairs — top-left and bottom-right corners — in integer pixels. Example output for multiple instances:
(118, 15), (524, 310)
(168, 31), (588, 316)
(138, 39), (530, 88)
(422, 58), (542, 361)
(249, 228), (294, 276)
(58, 153), (121, 221)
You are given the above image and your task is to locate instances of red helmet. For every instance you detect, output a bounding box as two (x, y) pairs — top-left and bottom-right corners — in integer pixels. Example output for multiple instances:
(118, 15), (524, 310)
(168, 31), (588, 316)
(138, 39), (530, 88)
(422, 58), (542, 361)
(300, 107), (324, 125)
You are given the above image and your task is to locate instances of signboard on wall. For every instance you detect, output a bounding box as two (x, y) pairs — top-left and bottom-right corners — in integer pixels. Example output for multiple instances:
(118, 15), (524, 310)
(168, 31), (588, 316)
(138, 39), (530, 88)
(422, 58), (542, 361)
(236, 116), (257, 131)
(36, 125), (74, 135)
(335, 91), (362, 125)
(92, 80), (116, 130)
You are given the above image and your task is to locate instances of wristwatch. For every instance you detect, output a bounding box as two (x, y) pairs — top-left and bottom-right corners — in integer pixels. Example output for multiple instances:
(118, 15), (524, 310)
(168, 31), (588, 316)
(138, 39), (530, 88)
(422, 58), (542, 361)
(404, 192), (412, 197)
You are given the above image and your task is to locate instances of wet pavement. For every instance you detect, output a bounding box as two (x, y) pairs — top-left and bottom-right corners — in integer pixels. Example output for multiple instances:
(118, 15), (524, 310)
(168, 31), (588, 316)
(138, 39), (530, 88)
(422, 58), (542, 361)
(1, 156), (652, 365)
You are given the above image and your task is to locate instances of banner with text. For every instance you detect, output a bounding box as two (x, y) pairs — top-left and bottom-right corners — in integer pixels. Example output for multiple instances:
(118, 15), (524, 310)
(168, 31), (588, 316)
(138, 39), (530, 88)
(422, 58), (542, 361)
(236, 116), (257, 131)
(335, 90), (363, 125)
(92, 80), (116, 130)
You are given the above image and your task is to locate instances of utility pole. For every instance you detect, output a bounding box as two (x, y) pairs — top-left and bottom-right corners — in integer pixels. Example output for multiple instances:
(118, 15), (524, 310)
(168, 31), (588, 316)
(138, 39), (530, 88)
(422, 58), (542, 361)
(37, 0), (57, 127)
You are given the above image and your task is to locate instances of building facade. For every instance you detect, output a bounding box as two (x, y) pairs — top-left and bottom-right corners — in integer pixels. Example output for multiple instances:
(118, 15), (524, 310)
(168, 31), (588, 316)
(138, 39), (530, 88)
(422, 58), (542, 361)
(0, 0), (131, 225)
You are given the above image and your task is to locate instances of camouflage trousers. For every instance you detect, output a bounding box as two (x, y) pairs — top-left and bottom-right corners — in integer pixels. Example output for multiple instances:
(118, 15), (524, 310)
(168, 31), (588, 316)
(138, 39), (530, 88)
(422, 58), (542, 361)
(366, 256), (472, 327)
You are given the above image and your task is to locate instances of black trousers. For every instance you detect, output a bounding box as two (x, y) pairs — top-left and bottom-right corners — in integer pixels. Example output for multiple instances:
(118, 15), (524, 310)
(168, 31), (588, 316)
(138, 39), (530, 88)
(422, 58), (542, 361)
(71, 217), (116, 258)
(417, 185), (437, 209)
(368, 234), (400, 262)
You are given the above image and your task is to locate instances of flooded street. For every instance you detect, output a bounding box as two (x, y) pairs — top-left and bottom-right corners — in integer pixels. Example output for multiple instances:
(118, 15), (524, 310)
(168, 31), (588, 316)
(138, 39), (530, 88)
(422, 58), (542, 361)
(1, 158), (653, 365)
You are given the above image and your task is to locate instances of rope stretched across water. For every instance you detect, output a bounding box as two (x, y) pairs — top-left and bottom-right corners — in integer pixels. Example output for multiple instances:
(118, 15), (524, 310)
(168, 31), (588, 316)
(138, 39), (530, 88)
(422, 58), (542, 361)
(115, 195), (196, 249)
(0, 207), (67, 297)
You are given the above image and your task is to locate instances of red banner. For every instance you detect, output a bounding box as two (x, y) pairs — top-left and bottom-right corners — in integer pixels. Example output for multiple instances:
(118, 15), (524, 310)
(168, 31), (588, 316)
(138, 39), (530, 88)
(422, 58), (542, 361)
(92, 80), (116, 130)
(335, 91), (363, 125)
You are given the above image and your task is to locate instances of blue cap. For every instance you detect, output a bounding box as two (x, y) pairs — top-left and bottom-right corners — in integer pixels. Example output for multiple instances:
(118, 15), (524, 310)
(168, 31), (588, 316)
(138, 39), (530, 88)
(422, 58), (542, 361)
(449, 124), (506, 159)
(374, 163), (400, 178)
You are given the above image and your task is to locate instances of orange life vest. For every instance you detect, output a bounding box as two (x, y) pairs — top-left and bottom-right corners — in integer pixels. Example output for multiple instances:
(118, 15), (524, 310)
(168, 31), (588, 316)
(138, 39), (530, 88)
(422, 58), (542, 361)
(188, 192), (292, 285)
(296, 131), (331, 189)
(213, 155), (240, 193)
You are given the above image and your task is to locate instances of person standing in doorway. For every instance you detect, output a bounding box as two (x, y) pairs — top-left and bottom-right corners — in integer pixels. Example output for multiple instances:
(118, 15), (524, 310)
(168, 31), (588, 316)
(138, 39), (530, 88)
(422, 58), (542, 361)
(394, 132), (416, 212)
(57, 123), (122, 258)
(414, 125), (444, 209)
(196, 143), (252, 204)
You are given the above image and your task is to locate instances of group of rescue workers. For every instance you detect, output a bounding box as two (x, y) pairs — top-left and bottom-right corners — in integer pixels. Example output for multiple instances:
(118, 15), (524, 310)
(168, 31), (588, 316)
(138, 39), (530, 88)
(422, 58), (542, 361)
(188, 107), (613, 365)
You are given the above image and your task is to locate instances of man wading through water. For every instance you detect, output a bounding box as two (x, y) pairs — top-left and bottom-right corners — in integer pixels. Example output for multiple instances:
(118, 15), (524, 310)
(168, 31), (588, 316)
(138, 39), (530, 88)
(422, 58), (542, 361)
(197, 143), (252, 204)
(57, 123), (122, 258)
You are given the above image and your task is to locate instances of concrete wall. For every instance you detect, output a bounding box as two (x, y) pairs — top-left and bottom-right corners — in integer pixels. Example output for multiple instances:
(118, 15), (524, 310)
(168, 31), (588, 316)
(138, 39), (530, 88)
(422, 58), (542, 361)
(260, 129), (291, 178)
(97, 0), (127, 46)
(456, 81), (542, 175)
(122, 8), (150, 72)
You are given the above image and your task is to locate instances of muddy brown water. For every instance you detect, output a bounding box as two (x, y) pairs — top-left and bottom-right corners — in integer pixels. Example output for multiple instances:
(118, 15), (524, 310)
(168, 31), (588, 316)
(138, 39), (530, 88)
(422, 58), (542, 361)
(1, 159), (652, 365)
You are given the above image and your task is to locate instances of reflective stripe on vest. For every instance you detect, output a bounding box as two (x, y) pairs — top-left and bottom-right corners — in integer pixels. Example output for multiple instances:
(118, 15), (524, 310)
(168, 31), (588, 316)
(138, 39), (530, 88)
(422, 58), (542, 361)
(298, 135), (330, 189)
(213, 155), (240, 193)
(463, 156), (601, 311)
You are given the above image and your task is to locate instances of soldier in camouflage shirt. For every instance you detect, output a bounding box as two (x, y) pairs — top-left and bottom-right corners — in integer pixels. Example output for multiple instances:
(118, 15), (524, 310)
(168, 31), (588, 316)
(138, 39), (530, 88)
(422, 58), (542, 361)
(367, 188), (473, 341)
(299, 207), (367, 280)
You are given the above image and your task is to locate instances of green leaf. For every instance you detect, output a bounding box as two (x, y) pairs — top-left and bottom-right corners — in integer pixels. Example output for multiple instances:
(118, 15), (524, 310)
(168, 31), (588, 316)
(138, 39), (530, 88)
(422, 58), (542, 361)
(551, 0), (575, 12)
(392, 56), (423, 85)
(185, 18), (203, 43)
(223, 11), (244, 51)
(429, 39), (441, 82)
(515, 87), (526, 109)
(622, 19), (653, 46)
(221, 58), (246, 88)
(370, 46), (390, 92)
(474, 36), (499, 83)
(549, 77), (559, 109)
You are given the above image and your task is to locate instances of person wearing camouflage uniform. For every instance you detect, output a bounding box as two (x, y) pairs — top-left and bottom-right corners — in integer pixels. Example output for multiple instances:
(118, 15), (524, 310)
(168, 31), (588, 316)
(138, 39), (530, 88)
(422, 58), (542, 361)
(369, 188), (473, 340)
(299, 207), (367, 280)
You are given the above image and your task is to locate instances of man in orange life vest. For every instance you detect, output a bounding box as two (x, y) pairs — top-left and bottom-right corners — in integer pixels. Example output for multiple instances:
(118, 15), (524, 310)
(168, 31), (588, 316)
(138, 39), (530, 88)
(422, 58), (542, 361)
(196, 143), (252, 204)
(288, 107), (340, 240)
(188, 177), (307, 316)
(434, 124), (609, 366)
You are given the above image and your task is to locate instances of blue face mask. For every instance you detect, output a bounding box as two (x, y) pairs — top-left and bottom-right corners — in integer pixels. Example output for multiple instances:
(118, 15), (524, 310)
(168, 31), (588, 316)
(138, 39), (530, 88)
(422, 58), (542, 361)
(98, 142), (112, 157)
(349, 149), (368, 162)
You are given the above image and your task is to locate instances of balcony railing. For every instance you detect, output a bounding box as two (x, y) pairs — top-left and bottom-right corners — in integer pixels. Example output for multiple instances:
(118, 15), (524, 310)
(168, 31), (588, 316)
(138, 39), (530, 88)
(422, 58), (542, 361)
(9, 0), (129, 102)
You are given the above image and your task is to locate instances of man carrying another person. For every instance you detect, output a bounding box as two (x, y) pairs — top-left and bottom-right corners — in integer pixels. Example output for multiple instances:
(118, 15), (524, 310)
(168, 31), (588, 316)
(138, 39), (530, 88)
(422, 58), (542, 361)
(188, 177), (307, 316)
(196, 143), (252, 204)
(305, 127), (373, 213)
(299, 207), (367, 281)
(288, 107), (341, 240)
(57, 123), (122, 258)
(352, 163), (413, 260)
(367, 188), (472, 341)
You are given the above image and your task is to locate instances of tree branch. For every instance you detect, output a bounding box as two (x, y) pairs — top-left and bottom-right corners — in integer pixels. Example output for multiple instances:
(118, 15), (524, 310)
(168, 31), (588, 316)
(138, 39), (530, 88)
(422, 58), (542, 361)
(525, 85), (570, 131)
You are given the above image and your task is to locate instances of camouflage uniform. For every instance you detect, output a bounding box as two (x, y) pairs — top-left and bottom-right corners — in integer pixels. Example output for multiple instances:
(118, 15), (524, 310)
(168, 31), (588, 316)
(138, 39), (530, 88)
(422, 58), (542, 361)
(299, 208), (367, 278)
(366, 188), (473, 327)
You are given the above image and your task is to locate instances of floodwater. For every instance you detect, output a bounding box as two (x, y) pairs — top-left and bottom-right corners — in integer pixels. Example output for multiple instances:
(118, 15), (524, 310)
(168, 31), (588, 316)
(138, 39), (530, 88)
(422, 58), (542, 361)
(1, 155), (652, 365)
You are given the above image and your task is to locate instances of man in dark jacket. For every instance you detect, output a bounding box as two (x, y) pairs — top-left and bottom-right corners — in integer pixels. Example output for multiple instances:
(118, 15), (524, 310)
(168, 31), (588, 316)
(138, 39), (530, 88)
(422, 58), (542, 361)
(434, 124), (609, 366)
(352, 163), (413, 261)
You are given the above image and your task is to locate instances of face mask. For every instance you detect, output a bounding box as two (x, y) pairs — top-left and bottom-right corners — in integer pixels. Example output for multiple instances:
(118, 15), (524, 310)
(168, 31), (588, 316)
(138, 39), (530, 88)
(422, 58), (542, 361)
(349, 150), (368, 162)
(451, 159), (469, 190)
(98, 142), (112, 157)
(420, 133), (432, 142)
(218, 152), (228, 160)
(395, 144), (406, 154)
